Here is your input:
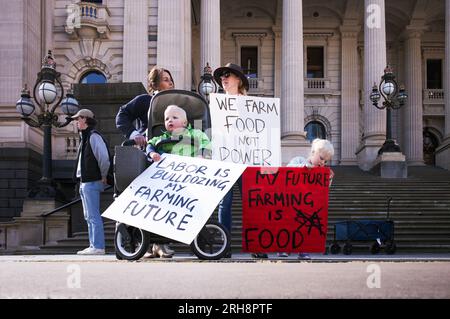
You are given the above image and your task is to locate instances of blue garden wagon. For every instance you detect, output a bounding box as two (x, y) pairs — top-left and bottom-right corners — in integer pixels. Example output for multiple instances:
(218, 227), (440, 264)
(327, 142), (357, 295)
(329, 197), (396, 255)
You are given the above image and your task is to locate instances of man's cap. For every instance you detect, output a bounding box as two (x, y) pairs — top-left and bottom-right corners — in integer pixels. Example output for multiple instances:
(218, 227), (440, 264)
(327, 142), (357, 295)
(71, 108), (94, 119)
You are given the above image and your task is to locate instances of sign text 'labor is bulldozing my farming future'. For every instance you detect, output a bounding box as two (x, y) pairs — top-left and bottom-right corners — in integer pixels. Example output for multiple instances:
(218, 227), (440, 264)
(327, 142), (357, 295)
(242, 167), (331, 253)
(102, 154), (246, 245)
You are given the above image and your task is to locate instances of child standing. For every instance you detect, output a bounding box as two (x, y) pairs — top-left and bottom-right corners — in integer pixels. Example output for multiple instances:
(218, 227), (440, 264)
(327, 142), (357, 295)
(278, 138), (335, 260)
(288, 138), (334, 173)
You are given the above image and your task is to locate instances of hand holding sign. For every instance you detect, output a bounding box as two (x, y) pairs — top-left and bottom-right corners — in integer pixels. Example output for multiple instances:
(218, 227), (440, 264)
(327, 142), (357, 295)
(242, 167), (331, 253)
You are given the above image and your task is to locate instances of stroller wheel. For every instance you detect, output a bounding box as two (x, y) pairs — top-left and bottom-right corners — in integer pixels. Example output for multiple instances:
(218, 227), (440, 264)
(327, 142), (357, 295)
(343, 243), (352, 255)
(330, 242), (341, 254)
(370, 242), (381, 254)
(114, 223), (150, 260)
(385, 241), (397, 254)
(191, 222), (230, 260)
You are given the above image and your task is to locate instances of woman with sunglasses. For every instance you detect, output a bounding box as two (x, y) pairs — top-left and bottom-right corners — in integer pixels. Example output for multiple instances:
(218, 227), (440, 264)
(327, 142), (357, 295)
(213, 63), (268, 259)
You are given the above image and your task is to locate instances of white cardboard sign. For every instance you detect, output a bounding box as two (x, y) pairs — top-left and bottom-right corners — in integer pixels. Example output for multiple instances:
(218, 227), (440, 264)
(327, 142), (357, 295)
(209, 93), (281, 167)
(102, 153), (246, 244)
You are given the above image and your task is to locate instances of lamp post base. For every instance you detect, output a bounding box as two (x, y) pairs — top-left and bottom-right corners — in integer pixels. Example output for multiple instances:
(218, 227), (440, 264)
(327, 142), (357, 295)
(27, 177), (57, 199)
(378, 139), (401, 155)
(372, 152), (408, 178)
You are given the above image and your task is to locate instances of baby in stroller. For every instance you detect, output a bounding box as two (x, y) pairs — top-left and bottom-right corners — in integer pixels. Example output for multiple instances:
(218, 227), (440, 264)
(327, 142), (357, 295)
(143, 104), (211, 258)
(146, 105), (211, 162)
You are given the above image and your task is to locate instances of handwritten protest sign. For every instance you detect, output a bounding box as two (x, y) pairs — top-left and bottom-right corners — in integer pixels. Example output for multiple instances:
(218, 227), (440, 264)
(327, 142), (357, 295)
(102, 154), (246, 245)
(209, 93), (281, 166)
(242, 167), (331, 253)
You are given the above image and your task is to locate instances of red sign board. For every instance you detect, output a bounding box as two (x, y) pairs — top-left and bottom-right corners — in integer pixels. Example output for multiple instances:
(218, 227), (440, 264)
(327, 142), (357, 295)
(242, 167), (331, 253)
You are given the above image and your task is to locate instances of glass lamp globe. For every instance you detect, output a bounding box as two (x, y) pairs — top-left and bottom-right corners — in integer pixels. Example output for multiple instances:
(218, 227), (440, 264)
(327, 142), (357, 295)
(38, 81), (57, 104)
(397, 86), (408, 105)
(16, 95), (35, 117)
(201, 82), (214, 95)
(61, 93), (79, 116)
(370, 85), (380, 103)
(382, 82), (395, 96)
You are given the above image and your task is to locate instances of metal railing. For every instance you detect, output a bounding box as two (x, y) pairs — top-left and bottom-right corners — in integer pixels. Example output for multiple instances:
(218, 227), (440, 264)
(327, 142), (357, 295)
(248, 78), (259, 90)
(305, 78), (330, 89)
(424, 89), (444, 102)
(80, 2), (98, 18)
(40, 185), (112, 246)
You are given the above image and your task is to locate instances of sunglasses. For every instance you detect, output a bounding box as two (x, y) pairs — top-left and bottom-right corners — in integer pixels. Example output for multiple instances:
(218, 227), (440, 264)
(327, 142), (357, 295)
(220, 71), (232, 79)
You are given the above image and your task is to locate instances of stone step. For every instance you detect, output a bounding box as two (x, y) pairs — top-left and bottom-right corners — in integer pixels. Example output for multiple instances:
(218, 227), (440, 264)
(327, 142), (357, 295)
(41, 165), (450, 254)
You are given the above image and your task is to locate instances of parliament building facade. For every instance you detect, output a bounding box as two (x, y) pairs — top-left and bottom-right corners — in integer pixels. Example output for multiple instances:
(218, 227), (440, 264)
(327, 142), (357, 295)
(1, 0), (449, 220)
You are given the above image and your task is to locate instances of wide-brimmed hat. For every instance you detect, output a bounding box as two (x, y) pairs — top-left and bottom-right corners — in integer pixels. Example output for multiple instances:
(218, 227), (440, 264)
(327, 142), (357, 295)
(213, 63), (249, 91)
(71, 108), (94, 119)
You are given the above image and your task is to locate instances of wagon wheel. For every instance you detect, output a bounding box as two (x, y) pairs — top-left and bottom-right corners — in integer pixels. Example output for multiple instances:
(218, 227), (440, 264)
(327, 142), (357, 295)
(385, 241), (397, 254)
(329, 242), (341, 254)
(343, 242), (352, 255)
(370, 242), (381, 254)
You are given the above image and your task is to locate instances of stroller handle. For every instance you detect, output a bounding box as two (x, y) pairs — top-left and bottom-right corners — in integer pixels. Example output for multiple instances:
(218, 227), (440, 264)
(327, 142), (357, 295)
(121, 139), (136, 146)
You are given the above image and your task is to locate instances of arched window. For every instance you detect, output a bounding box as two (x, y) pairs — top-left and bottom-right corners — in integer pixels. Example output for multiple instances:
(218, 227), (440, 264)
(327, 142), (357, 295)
(305, 121), (326, 142)
(80, 71), (107, 84)
(423, 129), (439, 166)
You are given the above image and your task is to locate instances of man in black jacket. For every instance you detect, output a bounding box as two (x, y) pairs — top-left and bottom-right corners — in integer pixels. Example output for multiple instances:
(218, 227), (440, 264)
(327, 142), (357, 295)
(73, 109), (110, 255)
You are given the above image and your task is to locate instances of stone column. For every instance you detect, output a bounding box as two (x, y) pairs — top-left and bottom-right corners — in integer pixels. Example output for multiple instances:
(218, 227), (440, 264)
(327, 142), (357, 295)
(340, 25), (361, 165)
(446, 0), (450, 139)
(157, 0), (191, 90)
(272, 26), (282, 98)
(183, 0), (192, 89)
(357, 0), (387, 170)
(0, 0), (42, 146)
(200, 0), (221, 72)
(42, 0), (54, 56)
(436, 0), (450, 169)
(123, 0), (148, 86)
(281, 0), (309, 164)
(403, 28), (424, 165)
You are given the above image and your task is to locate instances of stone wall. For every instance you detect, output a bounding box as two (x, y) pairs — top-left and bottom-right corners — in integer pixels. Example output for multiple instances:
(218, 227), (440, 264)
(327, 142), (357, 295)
(0, 148), (41, 220)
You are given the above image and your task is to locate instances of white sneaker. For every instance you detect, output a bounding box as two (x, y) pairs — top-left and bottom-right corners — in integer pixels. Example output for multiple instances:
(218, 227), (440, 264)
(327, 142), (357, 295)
(77, 247), (92, 255)
(77, 247), (105, 255)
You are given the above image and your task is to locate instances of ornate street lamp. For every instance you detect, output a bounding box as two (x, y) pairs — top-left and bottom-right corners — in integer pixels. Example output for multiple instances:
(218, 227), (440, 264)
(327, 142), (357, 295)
(197, 63), (218, 101)
(16, 50), (80, 199)
(369, 65), (408, 154)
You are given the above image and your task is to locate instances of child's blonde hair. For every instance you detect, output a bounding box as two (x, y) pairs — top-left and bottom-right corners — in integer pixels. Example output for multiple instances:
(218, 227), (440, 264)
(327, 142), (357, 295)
(310, 138), (334, 159)
(164, 105), (187, 123)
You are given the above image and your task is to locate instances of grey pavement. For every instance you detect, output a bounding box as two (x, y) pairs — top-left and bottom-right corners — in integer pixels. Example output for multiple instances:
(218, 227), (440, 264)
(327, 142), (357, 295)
(1, 252), (450, 262)
(1, 253), (449, 299)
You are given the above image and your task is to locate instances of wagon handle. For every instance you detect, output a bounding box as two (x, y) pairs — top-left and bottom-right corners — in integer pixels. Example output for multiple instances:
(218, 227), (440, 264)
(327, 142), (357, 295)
(386, 196), (393, 219)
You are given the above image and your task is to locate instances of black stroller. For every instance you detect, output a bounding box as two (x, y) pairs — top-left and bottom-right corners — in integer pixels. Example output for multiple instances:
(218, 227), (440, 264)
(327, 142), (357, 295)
(113, 89), (231, 260)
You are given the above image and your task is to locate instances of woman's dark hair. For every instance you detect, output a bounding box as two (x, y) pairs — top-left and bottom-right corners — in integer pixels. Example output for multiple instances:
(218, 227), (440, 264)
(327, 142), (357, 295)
(147, 66), (174, 93)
